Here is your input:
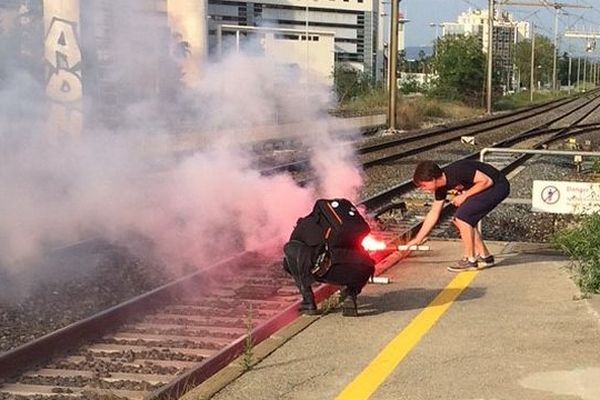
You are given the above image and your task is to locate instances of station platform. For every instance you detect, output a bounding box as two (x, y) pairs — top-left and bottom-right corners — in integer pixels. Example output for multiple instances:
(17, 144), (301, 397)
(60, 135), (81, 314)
(182, 240), (600, 400)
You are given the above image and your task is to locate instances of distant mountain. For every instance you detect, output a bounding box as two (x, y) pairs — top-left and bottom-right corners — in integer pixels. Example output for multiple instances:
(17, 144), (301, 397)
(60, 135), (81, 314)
(404, 46), (433, 60)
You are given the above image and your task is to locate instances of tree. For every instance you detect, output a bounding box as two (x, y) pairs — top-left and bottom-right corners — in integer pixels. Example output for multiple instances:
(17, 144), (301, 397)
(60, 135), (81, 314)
(332, 64), (373, 103)
(431, 34), (486, 103)
(514, 34), (554, 89)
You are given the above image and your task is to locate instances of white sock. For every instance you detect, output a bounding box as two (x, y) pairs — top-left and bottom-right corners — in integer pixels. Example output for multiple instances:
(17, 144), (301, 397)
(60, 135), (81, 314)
(468, 257), (476, 263)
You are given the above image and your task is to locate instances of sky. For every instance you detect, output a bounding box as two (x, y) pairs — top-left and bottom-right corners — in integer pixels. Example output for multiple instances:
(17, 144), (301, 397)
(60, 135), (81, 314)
(401, 0), (600, 55)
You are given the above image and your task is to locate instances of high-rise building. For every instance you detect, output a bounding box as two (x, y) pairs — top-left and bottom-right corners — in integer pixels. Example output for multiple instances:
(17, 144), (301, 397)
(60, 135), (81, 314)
(442, 8), (530, 89)
(207, 0), (383, 80)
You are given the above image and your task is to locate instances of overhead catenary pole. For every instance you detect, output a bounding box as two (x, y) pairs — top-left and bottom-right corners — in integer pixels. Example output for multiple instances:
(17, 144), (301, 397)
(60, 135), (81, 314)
(388, 0), (400, 130)
(577, 56), (581, 91)
(567, 30), (600, 90)
(551, 7), (559, 91)
(530, 23), (535, 102)
(583, 56), (587, 88)
(500, 1), (591, 92)
(568, 54), (572, 94)
(486, 0), (494, 114)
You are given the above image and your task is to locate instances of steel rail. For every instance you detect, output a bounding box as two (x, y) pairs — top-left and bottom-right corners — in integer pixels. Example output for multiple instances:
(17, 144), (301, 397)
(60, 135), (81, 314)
(97, 116), (600, 398)
(2, 95), (599, 399)
(261, 94), (582, 176)
(357, 94), (578, 155)
(361, 118), (600, 215)
(362, 91), (600, 169)
(0, 253), (254, 378)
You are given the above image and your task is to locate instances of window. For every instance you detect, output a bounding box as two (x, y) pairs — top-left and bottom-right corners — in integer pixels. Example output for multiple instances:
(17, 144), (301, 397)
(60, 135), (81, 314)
(274, 33), (300, 40)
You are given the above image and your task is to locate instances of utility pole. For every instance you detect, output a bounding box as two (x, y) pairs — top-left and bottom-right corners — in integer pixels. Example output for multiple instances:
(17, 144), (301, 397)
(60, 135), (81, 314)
(530, 24), (535, 102)
(385, 3), (409, 131)
(577, 56), (581, 91)
(551, 7), (559, 91)
(565, 31), (600, 89)
(387, 0), (400, 131)
(583, 56), (587, 90)
(568, 54), (572, 94)
(429, 23), (442, 73)
(486, 0), (494, 114)
(499, 1), (591, 92)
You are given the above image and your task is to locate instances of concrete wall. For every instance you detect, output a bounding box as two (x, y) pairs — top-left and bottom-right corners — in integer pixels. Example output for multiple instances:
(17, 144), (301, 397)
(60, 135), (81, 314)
(43, 0), (83, 136)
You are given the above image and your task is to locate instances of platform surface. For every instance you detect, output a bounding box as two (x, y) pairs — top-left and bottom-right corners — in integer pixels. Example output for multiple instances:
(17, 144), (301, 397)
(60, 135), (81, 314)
(184, 240), (600, 400)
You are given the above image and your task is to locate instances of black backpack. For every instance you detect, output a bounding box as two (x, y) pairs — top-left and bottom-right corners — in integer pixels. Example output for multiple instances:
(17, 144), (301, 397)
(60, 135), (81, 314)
(290, 199), (370, 247)
(289, 198), (372, 277)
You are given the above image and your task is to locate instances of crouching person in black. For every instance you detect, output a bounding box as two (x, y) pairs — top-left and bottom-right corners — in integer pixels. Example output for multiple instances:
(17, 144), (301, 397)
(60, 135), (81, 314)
(282, 199), (375, 317)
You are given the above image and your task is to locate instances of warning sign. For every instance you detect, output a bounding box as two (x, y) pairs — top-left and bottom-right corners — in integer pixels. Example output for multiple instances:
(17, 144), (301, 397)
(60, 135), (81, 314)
(540, 185), (560, 205)
(532, 180), (600, 214)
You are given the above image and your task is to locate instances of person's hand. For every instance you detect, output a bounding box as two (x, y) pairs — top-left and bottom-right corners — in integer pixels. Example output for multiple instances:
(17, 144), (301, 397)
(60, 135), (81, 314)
(406, 237), (421, 247)
(451, 193), (468, 207)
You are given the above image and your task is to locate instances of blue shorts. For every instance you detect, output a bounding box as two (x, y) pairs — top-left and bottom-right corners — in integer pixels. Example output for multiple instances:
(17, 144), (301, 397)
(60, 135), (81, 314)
(454, 182), (510, 227)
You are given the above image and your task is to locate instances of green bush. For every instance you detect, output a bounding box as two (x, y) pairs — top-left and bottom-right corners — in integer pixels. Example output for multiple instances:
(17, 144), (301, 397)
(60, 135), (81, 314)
(332, 65), (375, 103)
(334, 87), (387, 116)
(553, 213), (600, 294)
(400, 77), (422, 94)
(494, 90), (566, 111)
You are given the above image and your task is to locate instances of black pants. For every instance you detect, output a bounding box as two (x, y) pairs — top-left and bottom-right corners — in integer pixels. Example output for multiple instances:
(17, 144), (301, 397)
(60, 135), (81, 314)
(283, 240), (374, 299)
(283, 240), (317, 307)
(321, 262), (373, 296)
(455, 180), (510, 227)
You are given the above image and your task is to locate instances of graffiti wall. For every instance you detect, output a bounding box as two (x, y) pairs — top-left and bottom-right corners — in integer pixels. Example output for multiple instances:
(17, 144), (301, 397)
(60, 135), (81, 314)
(43, 0), (82, 136)
(167, 0), (207, 87)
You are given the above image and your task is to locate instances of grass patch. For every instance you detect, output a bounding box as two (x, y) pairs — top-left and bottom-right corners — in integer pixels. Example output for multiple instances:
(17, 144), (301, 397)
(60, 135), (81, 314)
(242, 305), (255, 370)
(553, 213), (600, 294)
(333, 87), (388, 117)
(494, 90), (568, 111)
(396, 100), (421, 130)
(400, 97), (481, 128)
(320, 294), (340, 315)
(333, 91), (482, 130)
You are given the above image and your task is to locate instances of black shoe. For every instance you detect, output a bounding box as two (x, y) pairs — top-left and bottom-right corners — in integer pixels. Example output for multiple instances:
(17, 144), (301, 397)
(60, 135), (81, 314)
(447, 258), (479, 272)
(476, 254), (495, 268)
(341, 296), (358, 317)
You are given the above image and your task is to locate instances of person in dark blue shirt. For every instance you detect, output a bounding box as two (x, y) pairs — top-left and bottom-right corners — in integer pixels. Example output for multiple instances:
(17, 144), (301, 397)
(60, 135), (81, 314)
(406, 160), (510, 271)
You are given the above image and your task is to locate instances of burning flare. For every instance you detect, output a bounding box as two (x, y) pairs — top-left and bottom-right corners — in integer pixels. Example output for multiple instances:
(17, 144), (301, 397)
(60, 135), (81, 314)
(361, 234), (386, 252)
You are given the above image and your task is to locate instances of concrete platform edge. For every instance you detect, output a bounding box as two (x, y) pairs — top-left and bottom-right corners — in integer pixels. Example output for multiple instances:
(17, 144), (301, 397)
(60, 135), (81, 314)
(179, 314), (321, 400)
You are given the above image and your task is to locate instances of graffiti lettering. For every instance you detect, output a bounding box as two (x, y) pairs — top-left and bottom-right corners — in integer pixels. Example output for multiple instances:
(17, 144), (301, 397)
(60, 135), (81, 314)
(46, 69), (82, 102)
(44, 16), (82, 135)
(44, 19), (82, 69)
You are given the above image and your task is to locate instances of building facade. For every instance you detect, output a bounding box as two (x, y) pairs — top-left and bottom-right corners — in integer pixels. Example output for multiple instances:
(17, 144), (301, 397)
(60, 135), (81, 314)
(206, 0), (382, 80)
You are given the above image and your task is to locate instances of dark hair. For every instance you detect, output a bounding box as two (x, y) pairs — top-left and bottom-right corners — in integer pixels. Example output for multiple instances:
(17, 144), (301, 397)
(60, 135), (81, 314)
(413, 161), (442, 184)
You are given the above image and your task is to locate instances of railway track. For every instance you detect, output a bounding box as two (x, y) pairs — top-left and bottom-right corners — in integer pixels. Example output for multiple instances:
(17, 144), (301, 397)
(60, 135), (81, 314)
(368, 96), (600, 236)
(3, 95), (600, 399)
(0, 239), (404, 399)
(0, 253), (330, 399)
(262, 91), (592, 176)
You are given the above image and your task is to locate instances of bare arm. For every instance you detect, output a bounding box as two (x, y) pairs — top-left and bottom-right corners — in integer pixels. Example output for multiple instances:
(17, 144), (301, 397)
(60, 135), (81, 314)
(452, 170), (493, 207)
(407, 199), (445, 245)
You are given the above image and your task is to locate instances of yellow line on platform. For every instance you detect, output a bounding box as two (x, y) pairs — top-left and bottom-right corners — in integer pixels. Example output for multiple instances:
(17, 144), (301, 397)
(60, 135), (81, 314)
(335, 271), (479, 400)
